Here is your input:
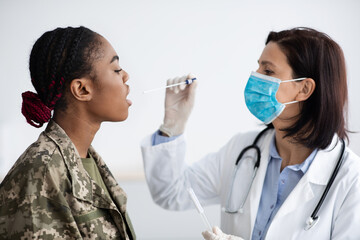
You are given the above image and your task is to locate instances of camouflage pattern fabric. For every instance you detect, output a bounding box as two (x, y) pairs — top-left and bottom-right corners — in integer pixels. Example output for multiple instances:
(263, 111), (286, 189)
(0, 120), (136, 240)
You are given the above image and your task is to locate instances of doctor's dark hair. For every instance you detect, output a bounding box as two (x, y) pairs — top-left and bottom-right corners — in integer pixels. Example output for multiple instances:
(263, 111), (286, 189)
(22, 26), (102, 128)
(266, 27), (348, 149)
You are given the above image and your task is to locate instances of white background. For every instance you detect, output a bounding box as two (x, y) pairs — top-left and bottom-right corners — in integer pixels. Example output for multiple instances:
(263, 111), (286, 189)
(0, 0), (359, 239)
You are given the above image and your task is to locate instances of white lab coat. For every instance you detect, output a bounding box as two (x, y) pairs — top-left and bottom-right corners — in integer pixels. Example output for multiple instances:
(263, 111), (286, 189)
(141, 129), (360, 240)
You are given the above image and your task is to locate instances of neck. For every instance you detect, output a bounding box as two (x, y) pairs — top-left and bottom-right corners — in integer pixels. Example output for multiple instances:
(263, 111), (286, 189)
(53, 108), (100, 158)
(274, 128), (313, 171)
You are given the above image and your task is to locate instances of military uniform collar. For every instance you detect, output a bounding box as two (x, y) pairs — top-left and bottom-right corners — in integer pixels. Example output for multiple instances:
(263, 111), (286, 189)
(44, 120), (116, 208)
(43, 120), (134, 239)
(88, 146), (128, 210)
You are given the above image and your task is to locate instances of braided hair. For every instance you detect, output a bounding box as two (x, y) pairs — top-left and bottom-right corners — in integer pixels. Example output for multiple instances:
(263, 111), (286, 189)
(22, 26), (102, 127)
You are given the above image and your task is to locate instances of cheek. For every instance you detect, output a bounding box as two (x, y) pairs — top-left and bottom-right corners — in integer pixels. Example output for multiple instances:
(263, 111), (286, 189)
(276, 84), (298, 103)
(276, 84), (286, 102)
(96, 81), (125, 108)
(115, 84), (127, 100)
(111, 83), (128, 109)
(107, 79), (124, 95)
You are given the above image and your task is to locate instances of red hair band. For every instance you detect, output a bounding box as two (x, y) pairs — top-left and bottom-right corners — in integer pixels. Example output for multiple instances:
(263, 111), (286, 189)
(21, 91), (53, 128)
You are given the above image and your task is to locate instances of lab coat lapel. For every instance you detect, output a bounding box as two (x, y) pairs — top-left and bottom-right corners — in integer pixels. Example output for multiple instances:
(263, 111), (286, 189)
(273, 175), (315, 220)
(272, 135), (342, 220)
(249, 129), (274, 236)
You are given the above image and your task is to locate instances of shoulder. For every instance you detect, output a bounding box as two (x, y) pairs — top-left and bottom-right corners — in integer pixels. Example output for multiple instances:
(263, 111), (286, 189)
(0, 131), (68, 204)
(341, 148), (360, 183)
(331, 148), (360, 234)
(329, 147), (360, 208)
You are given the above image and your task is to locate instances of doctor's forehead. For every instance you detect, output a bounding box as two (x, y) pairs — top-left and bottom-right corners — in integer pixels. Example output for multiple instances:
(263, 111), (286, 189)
(258, 43), (289, 68)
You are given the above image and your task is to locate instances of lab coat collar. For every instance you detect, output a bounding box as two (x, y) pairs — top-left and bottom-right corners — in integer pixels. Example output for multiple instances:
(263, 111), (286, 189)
(306, 134), (343, 185)
(272, 134), (343, 220)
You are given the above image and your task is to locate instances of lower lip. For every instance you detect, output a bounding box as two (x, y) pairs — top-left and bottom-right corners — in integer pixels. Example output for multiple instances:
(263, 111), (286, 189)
(127, 99), (132, 106)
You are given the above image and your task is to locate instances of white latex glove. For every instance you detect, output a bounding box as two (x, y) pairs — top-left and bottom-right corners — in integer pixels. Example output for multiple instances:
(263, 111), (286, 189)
(159, 73), (197, 137)
(202, 226), (244, 240)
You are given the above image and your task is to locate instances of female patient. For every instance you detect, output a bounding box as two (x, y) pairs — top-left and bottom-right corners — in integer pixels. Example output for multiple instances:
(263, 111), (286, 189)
(0, 26), (135, 239)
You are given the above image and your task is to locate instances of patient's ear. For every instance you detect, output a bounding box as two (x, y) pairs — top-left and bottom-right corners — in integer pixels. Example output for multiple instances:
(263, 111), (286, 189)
(296, 78), (316, 101)
(69, 78), (94, 102)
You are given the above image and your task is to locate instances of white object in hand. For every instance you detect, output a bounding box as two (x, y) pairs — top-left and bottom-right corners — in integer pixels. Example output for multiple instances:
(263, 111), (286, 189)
(187, 187), (212, 231)
(143, 77), (196, 94)
(159, 73), (197, 137)
(202, 226), (244, 240)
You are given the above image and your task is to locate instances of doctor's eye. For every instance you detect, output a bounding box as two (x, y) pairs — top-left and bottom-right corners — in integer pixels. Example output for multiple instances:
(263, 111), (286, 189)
(264, 69), (274, 75)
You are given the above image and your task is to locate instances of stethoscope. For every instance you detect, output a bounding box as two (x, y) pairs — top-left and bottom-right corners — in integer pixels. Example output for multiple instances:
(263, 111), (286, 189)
(224, 127), (346, 230)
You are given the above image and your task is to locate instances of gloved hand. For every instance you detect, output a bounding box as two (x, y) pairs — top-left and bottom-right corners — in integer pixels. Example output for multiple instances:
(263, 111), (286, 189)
(159, 73), (197, 137)
(202, 226), (244, 240)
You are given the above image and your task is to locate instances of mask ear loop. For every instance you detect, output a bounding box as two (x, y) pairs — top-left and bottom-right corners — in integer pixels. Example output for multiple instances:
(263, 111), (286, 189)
(281, 77), (307, 83)
(283, 100), (298, 105)
(280, 77), (307, 105)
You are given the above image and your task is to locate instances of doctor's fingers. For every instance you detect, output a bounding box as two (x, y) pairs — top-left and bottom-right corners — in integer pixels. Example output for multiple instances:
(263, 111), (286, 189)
(174, 75), (187, 93)
(178, 75), (188, 91)
(202, 230), (220, 240)
(166, 75), (190, 94)
(166, 77), (180, 94)
(179, 73), (198, 92)
(187, 75), (197, 95)
(166, 77), (175, 93)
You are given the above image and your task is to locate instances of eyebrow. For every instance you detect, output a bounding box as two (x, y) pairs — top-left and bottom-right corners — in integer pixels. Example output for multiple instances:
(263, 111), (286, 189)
(110, 55), (119, 64)
(258, 60), (276, 68)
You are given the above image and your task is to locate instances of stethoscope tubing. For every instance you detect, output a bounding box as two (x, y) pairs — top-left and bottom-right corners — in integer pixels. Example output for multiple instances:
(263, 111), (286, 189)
(235, 127), (270, 166)
(226, 127), (346, 230)
(309, 138), (346, 221)
(225, 127), (270, 214)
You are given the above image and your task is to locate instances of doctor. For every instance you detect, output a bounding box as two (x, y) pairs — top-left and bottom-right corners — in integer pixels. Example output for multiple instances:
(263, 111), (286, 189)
(141, 27), (360, 239)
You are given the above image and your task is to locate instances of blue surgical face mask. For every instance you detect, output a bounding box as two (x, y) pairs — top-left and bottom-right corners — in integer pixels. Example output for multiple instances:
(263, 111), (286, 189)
(244, 71), (306, 124)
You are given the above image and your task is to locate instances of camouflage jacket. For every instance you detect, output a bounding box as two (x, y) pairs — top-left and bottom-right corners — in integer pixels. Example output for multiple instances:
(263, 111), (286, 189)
(0, 120), (136, 240)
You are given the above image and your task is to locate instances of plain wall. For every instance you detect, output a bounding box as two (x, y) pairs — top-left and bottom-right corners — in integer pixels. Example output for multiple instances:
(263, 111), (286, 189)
(1, 0), (359, 239)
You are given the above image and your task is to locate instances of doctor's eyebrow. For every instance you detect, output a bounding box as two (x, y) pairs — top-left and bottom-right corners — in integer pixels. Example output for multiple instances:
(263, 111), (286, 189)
(110, 55), (119, 64)
(258, 60), (276, 67)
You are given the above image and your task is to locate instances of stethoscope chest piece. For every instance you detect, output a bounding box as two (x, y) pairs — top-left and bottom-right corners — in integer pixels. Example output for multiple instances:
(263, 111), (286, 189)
(304, 216), (320, 230)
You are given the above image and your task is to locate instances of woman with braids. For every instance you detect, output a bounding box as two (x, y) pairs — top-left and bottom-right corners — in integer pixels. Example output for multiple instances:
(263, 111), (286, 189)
(0, 26), (135, 239)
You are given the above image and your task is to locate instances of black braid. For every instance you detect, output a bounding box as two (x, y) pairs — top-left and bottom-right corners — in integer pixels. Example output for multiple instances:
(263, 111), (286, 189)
(63, 27), (86, 81)
(30, 29), (59, 95)
(29, 26), (102, 111)
(45, 29), (71, 106)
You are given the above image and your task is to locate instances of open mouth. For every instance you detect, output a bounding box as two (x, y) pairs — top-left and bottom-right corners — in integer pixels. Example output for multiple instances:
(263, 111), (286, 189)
(126, 87), (132, 106)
